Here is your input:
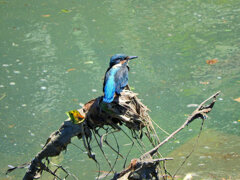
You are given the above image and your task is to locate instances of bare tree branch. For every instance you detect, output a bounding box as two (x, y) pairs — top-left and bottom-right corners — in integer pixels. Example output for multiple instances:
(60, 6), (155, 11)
(6, 90), (220, 180)
(7, 90), (159, 180)
(142, 91), (220, 158)
(113, 91), (220, 180)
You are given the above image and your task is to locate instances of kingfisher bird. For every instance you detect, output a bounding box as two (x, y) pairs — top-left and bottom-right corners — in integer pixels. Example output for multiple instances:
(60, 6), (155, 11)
(103, 54), (138, 103)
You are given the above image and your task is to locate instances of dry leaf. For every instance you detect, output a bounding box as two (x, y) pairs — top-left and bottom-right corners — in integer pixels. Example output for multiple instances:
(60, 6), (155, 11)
(234, 97), (240, 102)
(8, 124), (15, 128)
(200, 81), (209, 85)
(42, 14), (51, 18)
(206, 59), (218, 64)
(66, 68), (76, 72)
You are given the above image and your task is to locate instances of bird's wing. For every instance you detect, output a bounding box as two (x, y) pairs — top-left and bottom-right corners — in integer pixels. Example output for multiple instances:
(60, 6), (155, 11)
(103, 67), (111, 92)
(103, 78), (116, 103)
(103, 66), (120, 103)
(114, 66), (128, 94)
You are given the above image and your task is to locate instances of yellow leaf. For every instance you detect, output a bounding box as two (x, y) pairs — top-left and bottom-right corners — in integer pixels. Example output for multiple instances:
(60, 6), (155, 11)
(234, 97), (240, 102)
(61, 9), (71, 13)
(238, 120), (240, 122)
(66, 110), (85, 124)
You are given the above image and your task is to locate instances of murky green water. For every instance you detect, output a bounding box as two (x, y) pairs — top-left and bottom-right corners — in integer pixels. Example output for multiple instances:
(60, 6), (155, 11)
(1, 0), (240, 179)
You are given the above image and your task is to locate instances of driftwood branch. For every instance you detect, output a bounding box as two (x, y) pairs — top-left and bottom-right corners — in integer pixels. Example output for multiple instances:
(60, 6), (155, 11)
(7, 90), (158, 180)
(6, 91), (220, 180)
(113, 91), (220, 179)
(142, 91), (220, 158)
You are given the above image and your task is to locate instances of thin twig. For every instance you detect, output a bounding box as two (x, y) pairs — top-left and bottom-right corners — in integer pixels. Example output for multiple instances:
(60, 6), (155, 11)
(92, 130), (114, 172)
(141, 91), (220, 158)
(96, 130), (124, 159)
(172, 119), (205, 178)
(102, 132), (121, 179)
(100, 129), (120, 148)
(71, 142), (85, 152)
(131, 130), (146, 153)
(151, 119), (171, 137)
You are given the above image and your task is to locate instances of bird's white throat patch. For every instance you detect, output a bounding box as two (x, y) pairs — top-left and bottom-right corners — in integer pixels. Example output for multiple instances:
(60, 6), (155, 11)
(112, 64), (122, 68)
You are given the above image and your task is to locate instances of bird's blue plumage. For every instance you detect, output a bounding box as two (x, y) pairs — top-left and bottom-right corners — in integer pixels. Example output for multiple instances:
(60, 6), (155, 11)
(103, 54), (137, 103)
(103, 66), (120, 103)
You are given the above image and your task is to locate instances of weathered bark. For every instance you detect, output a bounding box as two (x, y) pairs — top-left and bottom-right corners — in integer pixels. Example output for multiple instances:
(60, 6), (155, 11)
(7, 90), (158, 179)
(113, 91), (220, 180)
(6, 90), (220, 180)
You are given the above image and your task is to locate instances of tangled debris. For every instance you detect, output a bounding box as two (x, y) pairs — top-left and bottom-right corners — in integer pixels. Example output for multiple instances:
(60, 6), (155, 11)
(6, 90), (220, 180)
(7, 90), (159, 179)
(114, 91), (220, 180)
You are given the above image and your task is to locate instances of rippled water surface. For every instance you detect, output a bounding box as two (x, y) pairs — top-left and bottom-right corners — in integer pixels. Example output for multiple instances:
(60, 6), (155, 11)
(1, 0), (240, 179)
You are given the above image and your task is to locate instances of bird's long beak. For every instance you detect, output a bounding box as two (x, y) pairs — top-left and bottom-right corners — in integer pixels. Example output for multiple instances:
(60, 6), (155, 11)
(128, 56), (138, 60)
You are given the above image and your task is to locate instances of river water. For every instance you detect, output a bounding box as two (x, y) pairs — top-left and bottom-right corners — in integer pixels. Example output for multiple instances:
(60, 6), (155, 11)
(0, 0), (240, 179)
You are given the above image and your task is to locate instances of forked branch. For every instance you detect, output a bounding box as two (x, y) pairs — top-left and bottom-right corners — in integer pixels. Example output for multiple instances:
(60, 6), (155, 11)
(142, 91), (220, 158)
(114, 91), (220, 179)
